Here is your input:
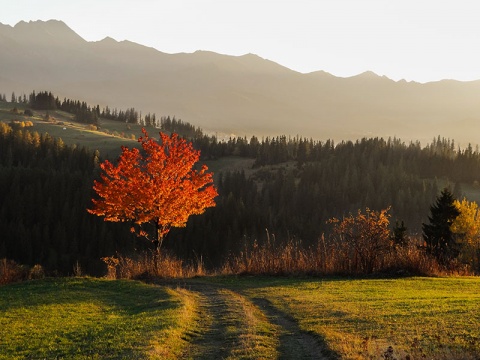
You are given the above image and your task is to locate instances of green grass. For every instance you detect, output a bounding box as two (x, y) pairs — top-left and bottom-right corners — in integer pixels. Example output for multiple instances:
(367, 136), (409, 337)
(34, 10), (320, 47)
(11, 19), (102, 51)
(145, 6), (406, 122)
(0, 103), (142, 158)
(219, 276), (480, 359)
(2, 276), (480, 359)
(0, 102), (27, 122)
(0, 278), (199, 359)
(31, 116), (139, 159)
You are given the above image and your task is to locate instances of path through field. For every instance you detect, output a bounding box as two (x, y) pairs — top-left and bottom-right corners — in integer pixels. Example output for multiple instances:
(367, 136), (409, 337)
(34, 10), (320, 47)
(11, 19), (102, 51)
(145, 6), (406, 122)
(172, 282), (332, 359)
(252, 297), (332, 360)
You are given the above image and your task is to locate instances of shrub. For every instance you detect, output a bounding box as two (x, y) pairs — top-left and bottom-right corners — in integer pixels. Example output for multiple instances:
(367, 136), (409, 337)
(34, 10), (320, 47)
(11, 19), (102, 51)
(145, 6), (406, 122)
(29, 264), (45, 280)
(0, 258), (29, 285)
(329, 208), (393, 274)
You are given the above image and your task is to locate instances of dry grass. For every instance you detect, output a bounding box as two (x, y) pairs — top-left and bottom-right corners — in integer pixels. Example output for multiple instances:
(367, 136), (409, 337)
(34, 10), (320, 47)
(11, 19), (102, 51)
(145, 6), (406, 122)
(102, 251), (206, 280)
(221, 288), (280, 359)
(0, 258), (45, 285)
(102, 234), (458, 281)
(223, 237), (321, 276)
(222, 235), (449, 277)
(148, 286), (202, 359)
(1, 235), (453, 286)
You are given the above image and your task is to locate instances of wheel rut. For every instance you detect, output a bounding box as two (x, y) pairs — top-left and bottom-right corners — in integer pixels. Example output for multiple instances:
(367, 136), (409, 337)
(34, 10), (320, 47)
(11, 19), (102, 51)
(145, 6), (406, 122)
(181, 283), (235, 359)
(169, 281), (333, 359)
(251, 297), (333, 360)
(178, 282), (277, 359)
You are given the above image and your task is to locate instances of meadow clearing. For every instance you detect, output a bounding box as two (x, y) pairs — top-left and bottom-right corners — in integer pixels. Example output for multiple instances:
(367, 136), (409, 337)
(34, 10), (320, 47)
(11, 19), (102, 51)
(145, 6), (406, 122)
(1, 276), (479, 359)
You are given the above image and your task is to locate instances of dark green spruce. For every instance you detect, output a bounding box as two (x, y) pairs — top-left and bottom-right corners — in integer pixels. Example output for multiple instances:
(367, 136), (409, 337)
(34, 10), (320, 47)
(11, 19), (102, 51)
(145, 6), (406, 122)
(422, 188), (461, 265)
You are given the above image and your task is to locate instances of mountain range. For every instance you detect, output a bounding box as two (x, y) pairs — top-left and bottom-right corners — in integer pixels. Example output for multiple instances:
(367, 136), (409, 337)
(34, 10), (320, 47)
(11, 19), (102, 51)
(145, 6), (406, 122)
(1, 19), (480, 145)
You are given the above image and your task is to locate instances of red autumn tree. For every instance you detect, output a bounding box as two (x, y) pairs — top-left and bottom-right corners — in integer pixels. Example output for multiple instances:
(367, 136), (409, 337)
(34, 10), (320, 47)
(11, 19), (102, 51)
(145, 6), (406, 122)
(88, 129), (217, 251)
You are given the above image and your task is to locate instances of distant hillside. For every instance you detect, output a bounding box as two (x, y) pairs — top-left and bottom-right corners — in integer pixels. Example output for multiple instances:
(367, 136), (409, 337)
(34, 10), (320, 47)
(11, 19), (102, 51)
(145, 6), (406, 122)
(2, 20), (480, 145)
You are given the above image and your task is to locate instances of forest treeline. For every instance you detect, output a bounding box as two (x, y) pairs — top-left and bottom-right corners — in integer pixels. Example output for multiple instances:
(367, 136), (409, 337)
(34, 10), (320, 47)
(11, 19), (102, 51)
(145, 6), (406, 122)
(2, 92), (480, 273)
(0, 122), (140, 274)
(12, 90), (199, 132)
(25, 90), (146, 125)
(156, 133), (480, 267)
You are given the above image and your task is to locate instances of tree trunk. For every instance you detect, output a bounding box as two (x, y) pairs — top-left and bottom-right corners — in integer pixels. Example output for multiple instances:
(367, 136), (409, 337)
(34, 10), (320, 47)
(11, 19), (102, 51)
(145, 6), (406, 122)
(153, 221), (163, 253)
(152, 221), (163, 274)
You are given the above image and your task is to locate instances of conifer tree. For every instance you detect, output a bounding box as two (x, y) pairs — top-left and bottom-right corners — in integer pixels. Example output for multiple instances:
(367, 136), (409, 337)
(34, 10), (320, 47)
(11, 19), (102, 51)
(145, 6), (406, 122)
(392, 220), (407, 246)
(422, 188), (461, 264)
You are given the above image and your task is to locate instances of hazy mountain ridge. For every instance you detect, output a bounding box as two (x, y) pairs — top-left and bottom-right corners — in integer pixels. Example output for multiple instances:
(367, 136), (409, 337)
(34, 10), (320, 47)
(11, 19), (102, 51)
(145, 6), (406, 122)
(2, 20), (480, 145)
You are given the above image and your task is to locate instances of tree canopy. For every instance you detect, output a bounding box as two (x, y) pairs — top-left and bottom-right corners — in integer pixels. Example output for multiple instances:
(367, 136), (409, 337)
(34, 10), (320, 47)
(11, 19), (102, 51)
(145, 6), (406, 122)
(88, 129), (217, 250)
(451, 198), (480, 271)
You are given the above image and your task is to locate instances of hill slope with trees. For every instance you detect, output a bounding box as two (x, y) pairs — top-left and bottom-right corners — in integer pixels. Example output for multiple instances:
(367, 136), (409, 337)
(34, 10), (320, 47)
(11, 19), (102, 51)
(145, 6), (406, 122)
(2, 93), (480, 274)
(2, 20), (480, 145)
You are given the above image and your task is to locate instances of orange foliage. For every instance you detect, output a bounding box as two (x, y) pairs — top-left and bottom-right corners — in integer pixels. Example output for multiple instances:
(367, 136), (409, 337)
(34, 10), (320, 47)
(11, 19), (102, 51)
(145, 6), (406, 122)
(88, 129), (217, 249)
(329, 207), (392, 274)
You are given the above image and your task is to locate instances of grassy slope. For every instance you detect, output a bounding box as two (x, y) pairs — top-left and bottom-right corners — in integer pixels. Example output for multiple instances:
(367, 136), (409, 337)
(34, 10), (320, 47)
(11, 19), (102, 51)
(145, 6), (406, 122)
(2, 277), (480, 359)
(0, 103), (258, 173)
(0, 102), (259, 179)
(0, 102), (141, 158)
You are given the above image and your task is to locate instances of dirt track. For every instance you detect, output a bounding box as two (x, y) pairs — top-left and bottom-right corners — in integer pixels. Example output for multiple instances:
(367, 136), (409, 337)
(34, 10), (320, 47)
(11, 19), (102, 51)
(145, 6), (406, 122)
(173, 282), (332, 359)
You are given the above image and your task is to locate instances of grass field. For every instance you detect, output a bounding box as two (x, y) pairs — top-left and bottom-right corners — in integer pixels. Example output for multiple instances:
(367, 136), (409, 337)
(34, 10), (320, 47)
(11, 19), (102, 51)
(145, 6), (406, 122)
(0, 102), (141, 158)
(229, 276), (480, 359)
(2, 276), (479, 359)
(0, 278), (199, 359)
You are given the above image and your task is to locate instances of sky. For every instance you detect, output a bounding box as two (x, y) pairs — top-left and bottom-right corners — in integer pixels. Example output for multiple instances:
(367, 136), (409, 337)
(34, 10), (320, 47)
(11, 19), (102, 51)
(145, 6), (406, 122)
(3, 0), (480, 83)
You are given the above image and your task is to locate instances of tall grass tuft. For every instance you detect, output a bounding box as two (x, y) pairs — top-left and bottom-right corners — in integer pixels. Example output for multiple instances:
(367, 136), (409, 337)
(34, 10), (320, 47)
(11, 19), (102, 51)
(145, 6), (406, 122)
(102, 251), (206, 280)
(0, 258), (45, 285)
(224, 235), (452, 277)
(223, 235), (320, 275)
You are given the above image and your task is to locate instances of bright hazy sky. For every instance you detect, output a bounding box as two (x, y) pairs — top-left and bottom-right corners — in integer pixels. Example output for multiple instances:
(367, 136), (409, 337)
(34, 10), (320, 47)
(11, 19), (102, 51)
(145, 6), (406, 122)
(3, 0), (480, 83)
